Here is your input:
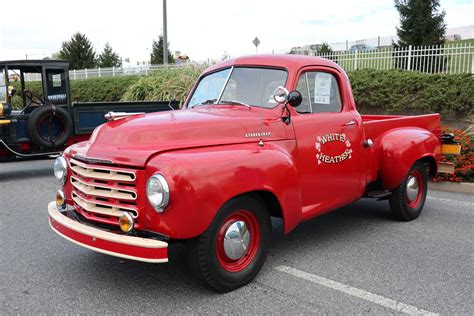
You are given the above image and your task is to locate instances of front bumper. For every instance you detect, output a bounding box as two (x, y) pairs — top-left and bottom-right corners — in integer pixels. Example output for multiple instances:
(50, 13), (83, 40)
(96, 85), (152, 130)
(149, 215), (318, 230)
(48, 202), (168, 263)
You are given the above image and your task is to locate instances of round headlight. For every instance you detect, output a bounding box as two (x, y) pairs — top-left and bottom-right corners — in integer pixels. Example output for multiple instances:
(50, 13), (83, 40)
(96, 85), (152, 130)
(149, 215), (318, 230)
(53, 156), (67, 184)
(146, 174), (170, 212)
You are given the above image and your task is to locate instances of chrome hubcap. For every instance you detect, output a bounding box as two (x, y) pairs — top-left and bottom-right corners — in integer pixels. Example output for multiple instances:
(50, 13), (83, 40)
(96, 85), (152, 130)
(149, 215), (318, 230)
(223, 220), (250, 260)
(406, 175), (420, 202)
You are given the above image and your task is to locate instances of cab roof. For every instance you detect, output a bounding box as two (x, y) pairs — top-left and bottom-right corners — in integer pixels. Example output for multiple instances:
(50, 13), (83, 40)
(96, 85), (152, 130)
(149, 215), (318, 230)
(0, 60), (69, 72)
(204, 54), (342, 74)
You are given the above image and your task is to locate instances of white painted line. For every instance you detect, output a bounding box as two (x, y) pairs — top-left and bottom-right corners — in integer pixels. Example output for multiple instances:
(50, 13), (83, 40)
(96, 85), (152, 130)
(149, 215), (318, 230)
(275, 265), (438, 316)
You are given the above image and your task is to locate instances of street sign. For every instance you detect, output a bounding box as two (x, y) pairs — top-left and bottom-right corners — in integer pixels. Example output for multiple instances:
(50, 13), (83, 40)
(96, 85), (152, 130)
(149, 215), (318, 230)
(253, 37), (260, 47)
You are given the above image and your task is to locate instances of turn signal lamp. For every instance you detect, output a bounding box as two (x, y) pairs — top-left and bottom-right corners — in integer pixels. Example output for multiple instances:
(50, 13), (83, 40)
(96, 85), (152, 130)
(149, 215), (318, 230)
(119, 213), (134, 233)
(56, 190), (66, 209)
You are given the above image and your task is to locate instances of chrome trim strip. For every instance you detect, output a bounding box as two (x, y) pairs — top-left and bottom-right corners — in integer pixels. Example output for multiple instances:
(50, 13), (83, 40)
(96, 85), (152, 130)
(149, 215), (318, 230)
(216, 66), (234, 104)
(71, 176), (137, 201)
(70, 158), (136, 182)
(72, 192), (138, 218)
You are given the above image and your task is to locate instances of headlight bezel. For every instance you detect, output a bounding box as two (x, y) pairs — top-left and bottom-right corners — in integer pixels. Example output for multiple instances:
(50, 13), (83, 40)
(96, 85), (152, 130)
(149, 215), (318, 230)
(53, 156), (68, 185)
(146, 173), (170, 213)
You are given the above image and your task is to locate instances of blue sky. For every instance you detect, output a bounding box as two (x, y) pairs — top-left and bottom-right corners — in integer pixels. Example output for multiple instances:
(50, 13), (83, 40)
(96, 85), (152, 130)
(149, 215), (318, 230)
(0, 0), (472, 63)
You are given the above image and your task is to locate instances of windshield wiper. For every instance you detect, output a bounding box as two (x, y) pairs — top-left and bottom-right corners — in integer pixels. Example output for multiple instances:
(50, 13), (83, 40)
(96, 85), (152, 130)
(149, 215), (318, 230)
(190, 99), (217, 108)
(219, 100), (251, 108)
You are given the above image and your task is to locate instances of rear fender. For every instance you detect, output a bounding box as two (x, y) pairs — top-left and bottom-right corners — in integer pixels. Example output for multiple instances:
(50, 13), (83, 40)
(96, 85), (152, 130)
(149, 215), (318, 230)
(145, 141), (302, 239)
(378, 128), (440, 190)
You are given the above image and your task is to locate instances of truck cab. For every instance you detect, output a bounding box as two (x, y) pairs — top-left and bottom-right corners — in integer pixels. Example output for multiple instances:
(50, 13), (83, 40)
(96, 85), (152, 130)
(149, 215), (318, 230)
(47, 55), (452, 292)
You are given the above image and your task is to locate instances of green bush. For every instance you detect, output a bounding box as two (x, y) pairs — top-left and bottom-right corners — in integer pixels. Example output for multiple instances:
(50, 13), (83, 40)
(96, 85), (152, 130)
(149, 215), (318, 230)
(70, 76), (139, 102)
(121, 66), (203, 104)
(348, 69), (474, 121)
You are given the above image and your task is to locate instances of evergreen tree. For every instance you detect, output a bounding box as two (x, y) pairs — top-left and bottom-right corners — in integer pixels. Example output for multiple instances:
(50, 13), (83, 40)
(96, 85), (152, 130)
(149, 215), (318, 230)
(57, 33), (96, 69)
(395, 0), (446, 47)
(393, 0), (447, 72)
(150, 35), (175, 65)
(97, 43), (122, 68)
(318, 42), (333, 54)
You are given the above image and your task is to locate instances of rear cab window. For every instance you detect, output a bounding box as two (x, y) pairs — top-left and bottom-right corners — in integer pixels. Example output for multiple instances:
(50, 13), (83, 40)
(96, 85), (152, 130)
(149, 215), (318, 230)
(295, 71), (342, 114)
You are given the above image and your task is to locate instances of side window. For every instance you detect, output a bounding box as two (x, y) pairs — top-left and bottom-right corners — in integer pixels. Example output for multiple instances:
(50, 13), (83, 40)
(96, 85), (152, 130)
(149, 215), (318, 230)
(295, 71), (342, 114)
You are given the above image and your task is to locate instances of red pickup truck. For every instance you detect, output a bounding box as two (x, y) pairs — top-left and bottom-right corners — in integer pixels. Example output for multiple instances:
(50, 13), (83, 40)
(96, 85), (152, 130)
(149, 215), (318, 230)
(48, 55), (452, 292)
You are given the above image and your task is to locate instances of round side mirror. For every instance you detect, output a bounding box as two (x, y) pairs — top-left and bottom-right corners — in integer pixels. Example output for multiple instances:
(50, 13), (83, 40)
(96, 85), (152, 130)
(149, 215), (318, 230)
(273, 86), (289, 104)
(8, 85), (16, 98)
(287, 90), (302, 107)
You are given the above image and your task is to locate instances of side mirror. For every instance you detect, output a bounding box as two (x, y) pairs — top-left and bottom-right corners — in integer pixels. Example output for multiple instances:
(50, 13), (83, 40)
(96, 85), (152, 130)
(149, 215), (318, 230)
(272, 86), (289, 103)
(287, 90), (302, 107)
(8, 85), (16, 98)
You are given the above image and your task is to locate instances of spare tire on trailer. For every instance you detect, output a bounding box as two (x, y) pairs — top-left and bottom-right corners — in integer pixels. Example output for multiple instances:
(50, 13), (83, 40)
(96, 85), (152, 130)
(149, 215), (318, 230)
(27, 105), (73, 148)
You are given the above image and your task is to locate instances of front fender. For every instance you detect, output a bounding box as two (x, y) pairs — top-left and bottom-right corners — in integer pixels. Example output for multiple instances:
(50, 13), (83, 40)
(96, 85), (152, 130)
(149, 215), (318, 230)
(144, 140), (301, 239)
(379, 128), (440, 190)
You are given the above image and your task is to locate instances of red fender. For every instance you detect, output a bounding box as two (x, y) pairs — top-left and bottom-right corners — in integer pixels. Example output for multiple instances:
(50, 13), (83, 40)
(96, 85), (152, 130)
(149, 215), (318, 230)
(145, 140), (302, 239)
(379, 128), (440, 190)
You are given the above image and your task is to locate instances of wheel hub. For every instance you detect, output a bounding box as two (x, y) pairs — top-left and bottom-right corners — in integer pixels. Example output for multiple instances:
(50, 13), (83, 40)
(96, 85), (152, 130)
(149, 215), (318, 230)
(406, 174), (420, 202)
(223, 220), (250, 260)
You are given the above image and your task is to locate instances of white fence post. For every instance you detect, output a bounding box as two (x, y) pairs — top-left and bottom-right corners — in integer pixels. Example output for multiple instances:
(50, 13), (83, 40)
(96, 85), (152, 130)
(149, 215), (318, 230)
(112, 66), (115, 77)
(407, 45), (412, 71)
(73, 69), (76, 80)
(85, 68), (88, 79)
(98, 67), (101, 78)
(354, 50), (358, 70)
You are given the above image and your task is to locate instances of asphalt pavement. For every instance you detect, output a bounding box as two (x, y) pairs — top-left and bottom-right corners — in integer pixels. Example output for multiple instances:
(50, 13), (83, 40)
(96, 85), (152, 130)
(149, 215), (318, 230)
(1, 159), (472, 314)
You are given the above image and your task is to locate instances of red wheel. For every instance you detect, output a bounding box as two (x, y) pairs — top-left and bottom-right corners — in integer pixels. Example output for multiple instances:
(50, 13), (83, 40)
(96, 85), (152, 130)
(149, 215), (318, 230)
(215, 210), (261, 272)
(389, 161), (428, 221)
(188, 196), (271, 292)
(405, 170), (423, 208)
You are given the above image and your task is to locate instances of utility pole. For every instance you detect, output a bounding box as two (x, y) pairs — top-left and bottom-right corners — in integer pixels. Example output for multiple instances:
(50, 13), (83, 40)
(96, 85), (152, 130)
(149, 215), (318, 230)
(163, 0), (168, 65)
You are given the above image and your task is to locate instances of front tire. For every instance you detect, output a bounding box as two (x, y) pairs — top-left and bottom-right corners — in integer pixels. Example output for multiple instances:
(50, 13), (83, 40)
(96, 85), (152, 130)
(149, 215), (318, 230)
(188, 195), (271, 292)
(389, 161), (428, 221)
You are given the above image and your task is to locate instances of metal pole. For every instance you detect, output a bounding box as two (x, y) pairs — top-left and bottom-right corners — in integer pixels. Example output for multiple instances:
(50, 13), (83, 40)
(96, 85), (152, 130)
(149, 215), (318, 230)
(163, 0), (168, 65)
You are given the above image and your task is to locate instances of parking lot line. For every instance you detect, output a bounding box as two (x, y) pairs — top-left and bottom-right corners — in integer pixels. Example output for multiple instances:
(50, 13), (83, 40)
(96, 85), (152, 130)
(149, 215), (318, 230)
(275, 265), (438, 316)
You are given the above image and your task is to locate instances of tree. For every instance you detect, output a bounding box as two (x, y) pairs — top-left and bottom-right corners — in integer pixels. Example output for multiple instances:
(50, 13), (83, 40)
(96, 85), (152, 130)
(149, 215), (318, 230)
(318, 42), (333, 54)
(393, 0), (447, 72)
(150, 35), (175, 65)
(97, 43), (122, 68)
(57, 33), (96, 69)
(395, 0), (446, 47)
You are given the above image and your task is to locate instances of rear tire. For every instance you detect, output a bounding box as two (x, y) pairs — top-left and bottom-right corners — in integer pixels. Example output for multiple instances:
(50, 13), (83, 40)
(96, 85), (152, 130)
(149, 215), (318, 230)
(188, 195), (271, 292)
(389, 161), (428, 221)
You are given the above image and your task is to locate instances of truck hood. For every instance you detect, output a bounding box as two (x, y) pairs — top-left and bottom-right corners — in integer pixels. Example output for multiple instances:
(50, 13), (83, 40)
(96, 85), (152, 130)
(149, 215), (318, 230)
(68, 106), (289, 167)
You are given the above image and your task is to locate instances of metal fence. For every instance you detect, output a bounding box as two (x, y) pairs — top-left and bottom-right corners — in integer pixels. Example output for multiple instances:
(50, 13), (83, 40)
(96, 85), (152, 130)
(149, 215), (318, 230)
(315, 43), (473, 74)
(24, 63), (188, 81)
(23, 43), (473, 81)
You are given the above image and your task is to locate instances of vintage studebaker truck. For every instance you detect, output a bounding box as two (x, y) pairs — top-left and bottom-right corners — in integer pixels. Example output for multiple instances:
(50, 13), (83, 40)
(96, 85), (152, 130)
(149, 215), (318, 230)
(48, 55), (455, 292)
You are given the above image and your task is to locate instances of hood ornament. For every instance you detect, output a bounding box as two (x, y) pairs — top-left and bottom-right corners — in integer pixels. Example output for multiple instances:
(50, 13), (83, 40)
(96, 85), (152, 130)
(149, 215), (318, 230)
(105, 111), (145, 121)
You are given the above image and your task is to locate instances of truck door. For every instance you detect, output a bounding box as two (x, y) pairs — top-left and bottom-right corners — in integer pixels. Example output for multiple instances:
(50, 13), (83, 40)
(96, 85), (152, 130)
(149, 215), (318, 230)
(291, 69), (362, 219)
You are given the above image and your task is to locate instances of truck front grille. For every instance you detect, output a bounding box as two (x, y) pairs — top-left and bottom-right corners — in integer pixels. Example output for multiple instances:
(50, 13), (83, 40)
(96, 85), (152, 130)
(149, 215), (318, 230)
(69, 158), (139, 227)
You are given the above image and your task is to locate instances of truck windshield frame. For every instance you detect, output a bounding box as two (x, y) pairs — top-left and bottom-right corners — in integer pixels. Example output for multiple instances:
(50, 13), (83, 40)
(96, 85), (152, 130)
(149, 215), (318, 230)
(187, 66), (288, 109)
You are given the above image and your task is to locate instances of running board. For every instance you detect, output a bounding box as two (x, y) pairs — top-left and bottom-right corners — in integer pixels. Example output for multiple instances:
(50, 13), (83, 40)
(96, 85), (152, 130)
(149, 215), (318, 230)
(0, 140), (61, 158)
(366, 190), (392, 200)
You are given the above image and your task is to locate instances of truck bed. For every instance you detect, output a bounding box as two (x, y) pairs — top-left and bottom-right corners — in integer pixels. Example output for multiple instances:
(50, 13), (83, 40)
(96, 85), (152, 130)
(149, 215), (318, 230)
(362, 114), (441, 140)
(361, 113), (441, 184)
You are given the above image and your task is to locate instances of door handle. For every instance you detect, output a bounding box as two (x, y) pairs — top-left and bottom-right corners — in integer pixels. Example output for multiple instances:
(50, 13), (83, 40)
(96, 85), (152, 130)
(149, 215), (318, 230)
(343, 120), (356, 126)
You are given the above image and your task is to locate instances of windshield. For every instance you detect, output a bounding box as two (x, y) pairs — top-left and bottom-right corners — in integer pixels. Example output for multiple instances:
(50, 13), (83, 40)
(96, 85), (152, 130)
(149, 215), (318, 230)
(188, 67), (287, 108)
(0, 70), (6, 102)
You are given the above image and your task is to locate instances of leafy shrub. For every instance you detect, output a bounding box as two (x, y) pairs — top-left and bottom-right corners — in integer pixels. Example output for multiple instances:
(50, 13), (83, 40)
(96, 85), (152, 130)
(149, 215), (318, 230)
(434, 126), (473, 183)
(70, 76), (139, 102)
(348, 69), (474, 121)
(121, 66), (203, 105)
